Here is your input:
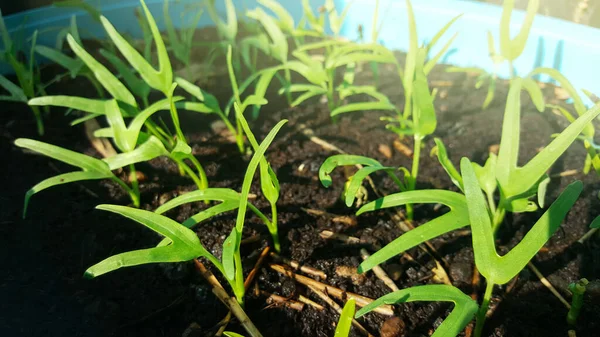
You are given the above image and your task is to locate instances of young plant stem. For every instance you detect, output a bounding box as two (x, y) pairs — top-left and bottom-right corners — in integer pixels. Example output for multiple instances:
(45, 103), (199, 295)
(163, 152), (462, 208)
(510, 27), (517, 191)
(129, 163), (140, 201)
(406, 136), (423, 220)
(474, 280), (495, 337)
(110, 176), (140, 207)
(185, 154), (208, 190)
(327, 69), (336, 112)
(269, 202), (280, 252)
(486, 192), (497, 216)
(227, 45), (245, 154)
(172, 157), (206, 191)
(283, 67), (292, 105)
(567, 279), (588, 325)
(31, 105), (44, 136)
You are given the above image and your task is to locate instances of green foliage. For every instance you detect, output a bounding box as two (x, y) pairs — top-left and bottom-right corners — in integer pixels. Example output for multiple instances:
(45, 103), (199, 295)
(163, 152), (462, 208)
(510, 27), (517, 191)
(355, 285), (478, 337)
(334, 299), (355, 337)
(85, 205), (222, 277)
(0, 10), (45, 134)
(357, 190), (468, 273)
(14, 137), (169, 214)
(101, 0), (173, 96)
(164, 0), (203, 67)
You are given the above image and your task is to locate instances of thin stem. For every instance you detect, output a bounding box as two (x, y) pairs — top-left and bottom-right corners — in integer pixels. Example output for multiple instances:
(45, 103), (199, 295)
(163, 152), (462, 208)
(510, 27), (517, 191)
(30, 105), (44, 136)
(270, 202), (280, 253)
(406, 136), (422, 220)
(475, 280), (495, 337)
(284, 67), (292, 105)
(509, 61), (515, 79)
(110, 176), (140, 207)
(129, 163), (140, 202)
(172, 157), (204, 190)
(186, 154), (208, 190)
(327, 69), (336, 113)
(486, 191), (497, 216)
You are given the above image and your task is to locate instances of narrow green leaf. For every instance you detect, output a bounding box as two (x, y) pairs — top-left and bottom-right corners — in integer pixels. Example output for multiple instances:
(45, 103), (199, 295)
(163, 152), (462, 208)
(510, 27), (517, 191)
(85, 205), (212, 278)
(433, 138), (463, 191)
(355, 285), (478, 337)
(101, 0), (173, 95)
(0, 75), (26, 102)
(66, 34), (137, 107)
(522, 77), (545, 112)
(357, 190), (468, 273)
(462, 157), (582, 284)
(222, 228), (238, 281)
(334, 298), (355, 337)
(29, 96), (112, 116)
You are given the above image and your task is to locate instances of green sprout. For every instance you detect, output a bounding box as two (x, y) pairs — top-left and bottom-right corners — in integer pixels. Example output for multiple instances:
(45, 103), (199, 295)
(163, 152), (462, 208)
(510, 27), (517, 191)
(461, 157), (582, 337)
(29, 0), (209, 192)
(436, 80), (600, 231)
(567, 278), (589, 326)
(447, 0), (539, 108)
(0, 11), (46, 135)
(87, 117), (286, 307)
(164, 0), (203, 69)
(34, 16), (104, 97)
(355, 285), (478, 337)
(334, 298), (355, 337)
(155, 103), (283, 253)
(15, 136), (170, 214)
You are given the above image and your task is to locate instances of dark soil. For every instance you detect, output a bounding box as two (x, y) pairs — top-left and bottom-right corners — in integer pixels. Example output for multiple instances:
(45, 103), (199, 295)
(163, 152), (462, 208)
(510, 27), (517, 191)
(2, 28), (600, 337)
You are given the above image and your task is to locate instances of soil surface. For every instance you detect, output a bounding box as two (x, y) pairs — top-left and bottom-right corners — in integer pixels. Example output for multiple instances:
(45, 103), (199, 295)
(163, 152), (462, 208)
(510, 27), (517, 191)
(2, 28), (600, 337)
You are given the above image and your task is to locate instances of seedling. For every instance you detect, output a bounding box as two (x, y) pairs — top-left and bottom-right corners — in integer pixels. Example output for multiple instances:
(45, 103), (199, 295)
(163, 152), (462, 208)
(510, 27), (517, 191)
(155, 103), (284, 253)
(34, 16), (104, 97)
(461, 157), (582, 337)
(356, 285), (478, 337)
(29, 0), (209, 191)
(435, 80), (600, 231)
(164, 0), (203, 69)
(334, 298), (355, 337)
(15, 136), (170, 213)
(447, 0), (539, 109)
(0, 11), (46, 135)
(567, 278), (589, 325)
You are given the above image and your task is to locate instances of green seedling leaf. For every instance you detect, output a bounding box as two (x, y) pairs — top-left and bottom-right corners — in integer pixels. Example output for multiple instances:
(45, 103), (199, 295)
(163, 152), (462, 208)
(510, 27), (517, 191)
(412, 50), (436, 138)
(54, 0), (101, 23)
(0, 75), (27, 102)
(537, 176), (551, 208)
(101, 0), (173, 95)
(496, 78), (600, 200)
(34, 45), (83, 78)
(499, 0), (539, 61)
(432, 138), (463, 191)
(28, 96), (121, 116)
(86, 205), (218, 278)
(462, 157), (582, 284)
(522, 78), (545, 112)
(319, 155), (383, 188)
(235, 119), (288, 232)
(102, 136), (168, 170)
(66, 34), (137, 107)
(590, 215), (600, 229)
(472, 153), (497, 199)
(99, 49), (151, 102)
(222, 227), (238, 281)
(302, 0), (324, 34)
(334, 298), (355, 337)
(258, 0), (295, 33)
(424, 33), (458, 75)
(279, 84), (327, 107)
(355, 285), (478, 337)
(235, 103), (279, 205)
(357, 190), (468, 273)
(205, 0), (237, 42)
(246, 8), (288, 62)
(223, 333), (245, 337)
(14, 138), (115, 217)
